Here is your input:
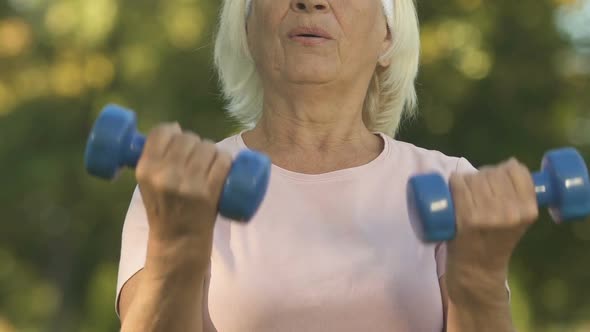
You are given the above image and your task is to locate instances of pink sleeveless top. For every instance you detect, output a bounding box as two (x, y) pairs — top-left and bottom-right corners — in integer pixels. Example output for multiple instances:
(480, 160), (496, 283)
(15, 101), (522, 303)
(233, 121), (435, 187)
(116, 132), (478, 331)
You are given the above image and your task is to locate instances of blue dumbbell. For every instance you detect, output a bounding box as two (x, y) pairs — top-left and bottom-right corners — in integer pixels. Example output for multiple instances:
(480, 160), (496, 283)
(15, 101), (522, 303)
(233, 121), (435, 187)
(408, 148), (590, 242)
(84, 104), (271, 222)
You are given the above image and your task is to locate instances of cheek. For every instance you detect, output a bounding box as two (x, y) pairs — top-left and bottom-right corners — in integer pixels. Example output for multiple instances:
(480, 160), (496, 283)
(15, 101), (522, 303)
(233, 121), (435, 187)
(340, 11), (387, 46)
(247, 23), (283, 75)
(248, 6), (283, 59)
(339, 8), (386, 59)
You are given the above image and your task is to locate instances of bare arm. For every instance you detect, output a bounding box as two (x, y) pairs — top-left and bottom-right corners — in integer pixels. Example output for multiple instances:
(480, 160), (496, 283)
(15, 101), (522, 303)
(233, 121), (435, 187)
(120, 238), (208, 332)
(116, 125), (232, 331)
(439, 160), (539, 332)
(440, 271), (513, 332)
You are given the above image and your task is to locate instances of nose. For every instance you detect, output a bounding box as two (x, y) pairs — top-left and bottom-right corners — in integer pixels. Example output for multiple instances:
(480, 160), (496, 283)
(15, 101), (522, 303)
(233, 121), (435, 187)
(291, 0), (330, 13)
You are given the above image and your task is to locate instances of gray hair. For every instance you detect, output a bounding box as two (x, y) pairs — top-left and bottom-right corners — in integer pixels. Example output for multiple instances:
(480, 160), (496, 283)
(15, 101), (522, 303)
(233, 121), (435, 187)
(214, 0), (420, 136)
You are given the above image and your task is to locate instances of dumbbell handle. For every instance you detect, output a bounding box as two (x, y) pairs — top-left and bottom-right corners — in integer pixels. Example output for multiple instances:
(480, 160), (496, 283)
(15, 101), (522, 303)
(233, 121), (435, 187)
(85, 104), (271, 222)
(411, 147), (590, 242)
(121, 132), (145, 169)
(533, 172), (552, 207)
(113, 130), (270, 222)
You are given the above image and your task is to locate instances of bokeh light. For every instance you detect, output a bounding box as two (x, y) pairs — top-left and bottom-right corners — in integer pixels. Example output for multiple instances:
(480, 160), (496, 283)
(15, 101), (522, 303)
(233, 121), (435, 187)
(0, 1), (589, 331)
(0, 18), (33, 57)
(162, 4), (206, 50)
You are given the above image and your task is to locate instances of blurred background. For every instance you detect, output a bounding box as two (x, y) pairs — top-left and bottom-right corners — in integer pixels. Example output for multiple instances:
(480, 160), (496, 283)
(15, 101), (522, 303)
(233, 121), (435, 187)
(0, 0), (589, 331)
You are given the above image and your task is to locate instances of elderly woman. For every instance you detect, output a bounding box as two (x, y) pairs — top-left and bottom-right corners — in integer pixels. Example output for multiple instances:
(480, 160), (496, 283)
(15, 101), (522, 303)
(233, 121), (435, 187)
(116, 0), (536, 331)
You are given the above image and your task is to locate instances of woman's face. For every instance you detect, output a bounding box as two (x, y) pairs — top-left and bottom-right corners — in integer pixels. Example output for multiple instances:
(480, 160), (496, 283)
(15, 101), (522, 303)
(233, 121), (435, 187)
(246, 0), (391, 87)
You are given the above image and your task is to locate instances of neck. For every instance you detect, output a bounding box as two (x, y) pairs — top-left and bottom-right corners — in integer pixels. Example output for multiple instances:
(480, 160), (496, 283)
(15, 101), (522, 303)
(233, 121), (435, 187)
(241, 82), (384, 174)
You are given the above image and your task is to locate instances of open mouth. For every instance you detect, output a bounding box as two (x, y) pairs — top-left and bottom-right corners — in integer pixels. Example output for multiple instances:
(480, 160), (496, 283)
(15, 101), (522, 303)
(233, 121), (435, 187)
(297, 34), (324, 39)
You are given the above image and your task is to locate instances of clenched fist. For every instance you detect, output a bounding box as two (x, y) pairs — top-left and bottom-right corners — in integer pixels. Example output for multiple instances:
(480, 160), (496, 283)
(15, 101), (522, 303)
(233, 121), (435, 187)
(135, 123), (232, 261)
(446, 158), (538, 298)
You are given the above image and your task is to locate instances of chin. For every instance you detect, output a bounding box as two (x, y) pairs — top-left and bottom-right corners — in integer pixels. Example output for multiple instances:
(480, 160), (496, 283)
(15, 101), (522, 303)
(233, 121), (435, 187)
(289, 77), (332, 85)
(284, 69), (337, 85)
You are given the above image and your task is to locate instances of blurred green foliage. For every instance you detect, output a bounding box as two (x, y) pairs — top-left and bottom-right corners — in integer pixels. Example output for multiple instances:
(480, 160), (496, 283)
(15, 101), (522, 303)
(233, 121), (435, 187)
(0, 0), (589, 331)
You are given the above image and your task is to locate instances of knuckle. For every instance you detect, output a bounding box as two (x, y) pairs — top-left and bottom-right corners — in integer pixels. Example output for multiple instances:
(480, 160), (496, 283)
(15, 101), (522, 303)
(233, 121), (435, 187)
(207, 154), (233, 187)
(217, 152), (233, 172)
(508, 159), (528, 174)
(187, 145), (216, 170)
(152, 169), (180, 193)
(136, 157), (157, 183)
(486, 211), (503, 226)
(182, 131), (201, 142)
(150, 122), (180, 137)
(177, 181), (203, 198)
(135, 168), (149, 185)
(482, 169), (497, 183)
(166, 134), (183, 149)
(524, 202), (539, 221)
(461, 210), (481, 228)
(505, 157), (519, 166)
(503, 206), (521, 223)
(200, 140), (218, 154)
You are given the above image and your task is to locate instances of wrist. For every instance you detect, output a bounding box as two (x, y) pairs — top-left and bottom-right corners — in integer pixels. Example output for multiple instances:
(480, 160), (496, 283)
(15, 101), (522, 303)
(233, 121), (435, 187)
(145, 231), (211, 277)
(445, 264), (509, 308)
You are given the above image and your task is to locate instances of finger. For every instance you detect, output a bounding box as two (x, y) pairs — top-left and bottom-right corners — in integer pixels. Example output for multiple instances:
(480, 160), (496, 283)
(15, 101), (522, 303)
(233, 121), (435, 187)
(485, 164), (521, 225)
(504, 159), (539, 223)
(143, 123), (182, 160)
(449, 173), (476, 232)
(464, 169), (494, 210)
(504, 159), (535, 199)
(186, 140), (218, 176)
(201, 140), (220, 175)
(164, 132), (201, 164)
(484, 165), (516, 200)
(207, 151), (233, 203)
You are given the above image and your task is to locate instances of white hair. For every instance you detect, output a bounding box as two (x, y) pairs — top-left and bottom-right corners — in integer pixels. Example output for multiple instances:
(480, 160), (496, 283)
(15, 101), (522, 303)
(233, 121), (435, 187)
(214, 0), (420, 137)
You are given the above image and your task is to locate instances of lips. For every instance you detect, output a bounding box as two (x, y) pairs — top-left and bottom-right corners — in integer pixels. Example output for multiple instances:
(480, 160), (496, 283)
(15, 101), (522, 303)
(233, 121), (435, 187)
(288, 27), (333, 40)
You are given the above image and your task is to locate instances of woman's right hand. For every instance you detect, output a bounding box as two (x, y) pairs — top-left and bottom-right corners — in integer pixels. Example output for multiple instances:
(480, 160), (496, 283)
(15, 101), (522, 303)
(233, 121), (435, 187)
(135, 123), (233, 265)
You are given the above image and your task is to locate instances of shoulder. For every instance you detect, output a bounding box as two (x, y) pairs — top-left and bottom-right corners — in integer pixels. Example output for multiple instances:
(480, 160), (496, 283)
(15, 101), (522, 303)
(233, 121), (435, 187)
(383, 135), (477, 177)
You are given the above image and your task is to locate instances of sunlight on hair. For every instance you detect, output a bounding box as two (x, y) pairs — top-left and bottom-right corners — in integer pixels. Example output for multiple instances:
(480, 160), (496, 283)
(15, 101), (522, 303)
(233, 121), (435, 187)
(214, 0), (420, 136)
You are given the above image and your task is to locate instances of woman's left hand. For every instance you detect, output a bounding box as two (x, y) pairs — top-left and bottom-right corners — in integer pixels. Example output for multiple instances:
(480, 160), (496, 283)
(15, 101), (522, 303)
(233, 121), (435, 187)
(445, 158), (539, 301)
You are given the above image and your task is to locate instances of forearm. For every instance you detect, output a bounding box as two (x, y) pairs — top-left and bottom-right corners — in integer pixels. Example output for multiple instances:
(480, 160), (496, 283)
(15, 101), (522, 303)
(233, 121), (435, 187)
(445, 267), (514, 332)
(121, 236), (210, 332)
(447, 296), (513, 332)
